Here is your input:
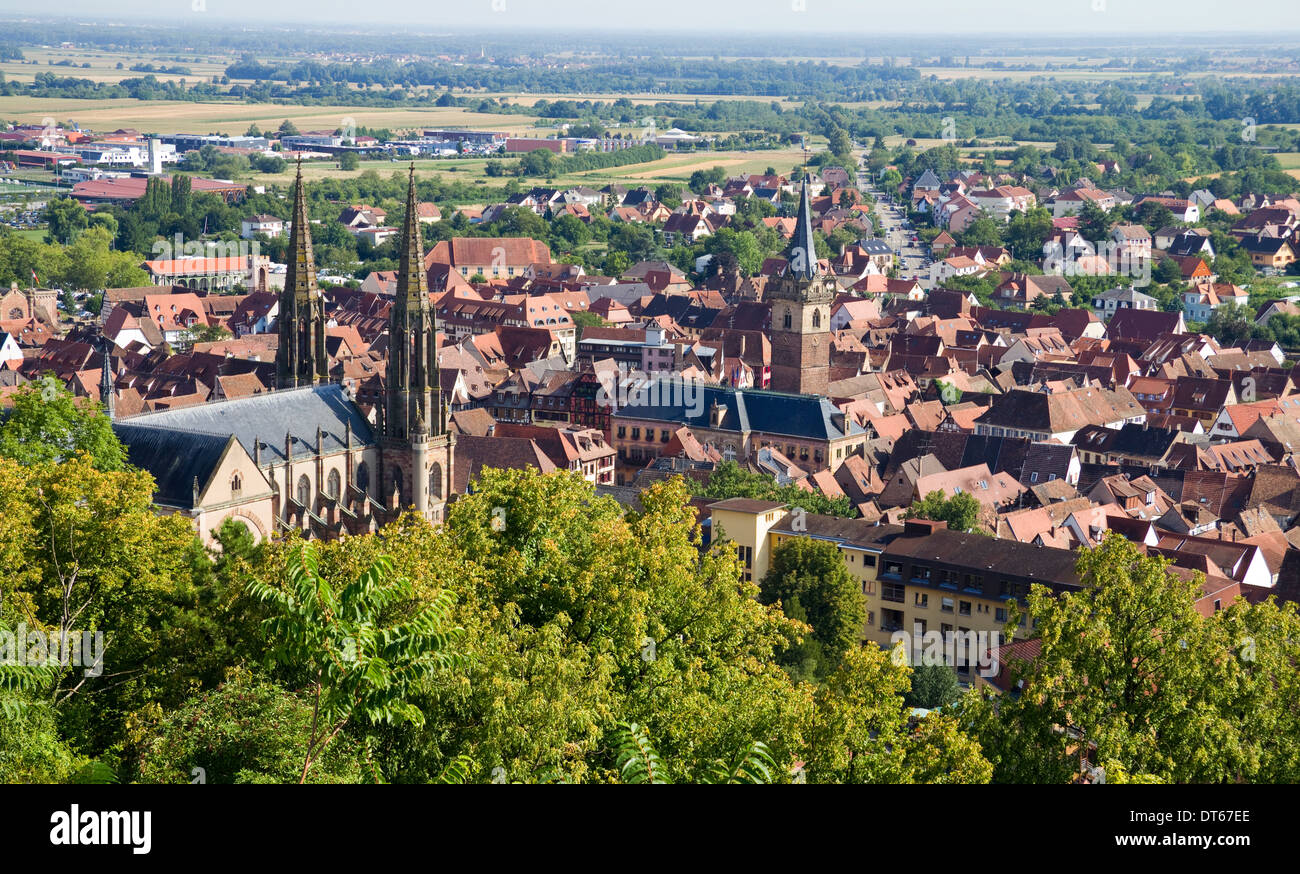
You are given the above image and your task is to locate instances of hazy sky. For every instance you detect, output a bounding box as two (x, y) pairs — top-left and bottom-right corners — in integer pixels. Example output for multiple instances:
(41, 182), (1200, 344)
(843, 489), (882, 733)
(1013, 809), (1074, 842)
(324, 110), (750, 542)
(2, 0), (1298, 34)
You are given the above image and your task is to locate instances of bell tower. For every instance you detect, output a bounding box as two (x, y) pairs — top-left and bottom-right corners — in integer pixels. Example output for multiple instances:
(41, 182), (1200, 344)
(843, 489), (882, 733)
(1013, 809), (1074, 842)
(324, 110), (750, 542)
(768, 177), (833, 395)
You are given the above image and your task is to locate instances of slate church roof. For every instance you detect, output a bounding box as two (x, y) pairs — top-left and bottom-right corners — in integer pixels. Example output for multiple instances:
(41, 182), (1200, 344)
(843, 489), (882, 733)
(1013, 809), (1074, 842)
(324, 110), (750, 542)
(115, 384), (373, 470)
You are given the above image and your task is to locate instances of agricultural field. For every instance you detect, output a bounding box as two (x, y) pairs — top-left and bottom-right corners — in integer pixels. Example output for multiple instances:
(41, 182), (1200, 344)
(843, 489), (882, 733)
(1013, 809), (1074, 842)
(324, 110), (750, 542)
(248, 146), (808, 191)
(0, 47), (235, 86)
(0, 97), (545, 137)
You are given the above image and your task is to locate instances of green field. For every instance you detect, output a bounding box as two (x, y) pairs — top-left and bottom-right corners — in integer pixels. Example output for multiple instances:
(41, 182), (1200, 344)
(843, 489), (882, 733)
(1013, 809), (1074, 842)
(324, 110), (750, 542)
(249, 147), (810, 196)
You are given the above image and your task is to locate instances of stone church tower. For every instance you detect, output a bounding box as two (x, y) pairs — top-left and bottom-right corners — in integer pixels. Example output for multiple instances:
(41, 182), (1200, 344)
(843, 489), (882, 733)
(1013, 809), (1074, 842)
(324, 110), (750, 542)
(379, 166), (454, 523)
(768, 178), (833, 396)
(275, 161), (329, 389)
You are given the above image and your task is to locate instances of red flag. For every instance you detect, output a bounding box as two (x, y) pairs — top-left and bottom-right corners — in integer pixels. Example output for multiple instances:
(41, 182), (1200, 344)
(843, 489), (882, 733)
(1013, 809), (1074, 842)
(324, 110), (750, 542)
(30, 269), (38, 286)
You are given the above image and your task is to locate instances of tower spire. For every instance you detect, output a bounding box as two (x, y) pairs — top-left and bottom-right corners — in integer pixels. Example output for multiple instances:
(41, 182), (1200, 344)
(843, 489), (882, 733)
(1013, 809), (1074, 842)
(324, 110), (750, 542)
(786, 177), (818, 281)
(275, 159), (328, 389)
(98, 334), (115, 420)
(396, 162), (429, 303)
(383, 165), (444, 440)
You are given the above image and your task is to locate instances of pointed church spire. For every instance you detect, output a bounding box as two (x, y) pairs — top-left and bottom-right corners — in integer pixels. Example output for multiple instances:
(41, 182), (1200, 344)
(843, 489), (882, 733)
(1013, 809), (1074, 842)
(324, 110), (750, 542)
(786, 177), (818, 281)
(98, 336), (115, 420)
(276, 159), (328, 389)
(383, 165), (444, 441)
(396, 162), (428, 302)
(285, 158), (317, 300)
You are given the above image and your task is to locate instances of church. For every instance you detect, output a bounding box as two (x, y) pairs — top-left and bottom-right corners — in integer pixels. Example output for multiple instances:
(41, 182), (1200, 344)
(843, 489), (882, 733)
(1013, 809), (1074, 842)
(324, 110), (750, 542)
(113, 164), (455, 545)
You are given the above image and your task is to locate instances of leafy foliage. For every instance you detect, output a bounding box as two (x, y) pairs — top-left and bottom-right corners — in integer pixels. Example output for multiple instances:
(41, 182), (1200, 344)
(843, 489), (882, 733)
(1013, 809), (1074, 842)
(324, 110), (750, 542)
(759, 537), (867, 681)
(699, 460), (857, 518)
(0, 380), (125, 471)
(903, 490), (984, 533)
(247, 541), (466, 782)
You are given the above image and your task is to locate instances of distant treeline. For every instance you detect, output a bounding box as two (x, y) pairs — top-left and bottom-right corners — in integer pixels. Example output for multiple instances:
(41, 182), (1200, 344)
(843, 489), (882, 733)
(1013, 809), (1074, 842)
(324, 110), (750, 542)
(554, 144), (665, 173)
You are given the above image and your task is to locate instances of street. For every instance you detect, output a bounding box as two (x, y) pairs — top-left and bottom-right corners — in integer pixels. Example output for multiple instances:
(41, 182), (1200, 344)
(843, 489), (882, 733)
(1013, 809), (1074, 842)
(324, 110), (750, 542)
(857, 147), (933, 289)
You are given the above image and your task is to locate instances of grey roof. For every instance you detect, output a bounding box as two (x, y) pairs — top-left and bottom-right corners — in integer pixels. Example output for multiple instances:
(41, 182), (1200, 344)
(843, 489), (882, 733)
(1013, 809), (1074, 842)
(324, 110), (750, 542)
(857, 238), (894, 255)
(914, 169), (941, 189)
(615, 380), (864, 441)
(117, 383), (372, 466)
(113, 424), (231, 509)
(785, 178), (818, 281)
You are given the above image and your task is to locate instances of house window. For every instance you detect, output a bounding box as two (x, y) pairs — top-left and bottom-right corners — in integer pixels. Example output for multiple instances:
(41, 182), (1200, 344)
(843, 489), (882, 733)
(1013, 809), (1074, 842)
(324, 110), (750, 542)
(327, 468), (341, 499)
(296, 474), (311, 507)
(914, 592), (928, 608)
(941, 597), (955, 613)
(230, 473), (242, 497)
(882, 582), (905, 603)
(959, 600), (972, 616)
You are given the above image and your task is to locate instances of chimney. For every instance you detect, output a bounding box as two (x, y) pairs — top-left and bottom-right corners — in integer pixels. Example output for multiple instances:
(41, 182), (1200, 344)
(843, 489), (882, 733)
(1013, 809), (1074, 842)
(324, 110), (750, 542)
(903, 518), (948, 537)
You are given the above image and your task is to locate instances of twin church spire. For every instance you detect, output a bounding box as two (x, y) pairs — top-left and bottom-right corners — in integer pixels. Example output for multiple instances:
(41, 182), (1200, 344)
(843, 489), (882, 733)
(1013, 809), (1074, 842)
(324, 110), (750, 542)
(274, 162), (443, 439)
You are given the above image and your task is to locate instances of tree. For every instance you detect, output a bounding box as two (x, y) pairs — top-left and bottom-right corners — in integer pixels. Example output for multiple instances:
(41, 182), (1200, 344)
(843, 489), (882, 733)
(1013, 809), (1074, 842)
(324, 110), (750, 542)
(700, 459), (856, 517)
(1204, 301), (1256, 345)
(356, 473), (806, 784)
(803, 645), (992, 783)
(904, 490), (982, 533)
(133, 667), (366, 783)
(610, 722), (776, 784)
(759, 537), (866, 680)
(1076, 200), (1111, 242)
(570, 310), (607, 340)
(958, 214), (1003, 247)
(277, 119), (299, 137)
(1154, 257), (1182, 285)
(44, 196), (87, 245)
(339, 152), (359, 171)
(187, 323), (233, 344)
(961, 534), (1300, 784)
(0, 380), (124, 471)
(520, 148), (555, 176)
(904, 663), (961, 710)
(0, 453), (199, 757)
(1004, 206), (1053, 260)
(603, 250), (630, 277)
(247, 541), (465, 782)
